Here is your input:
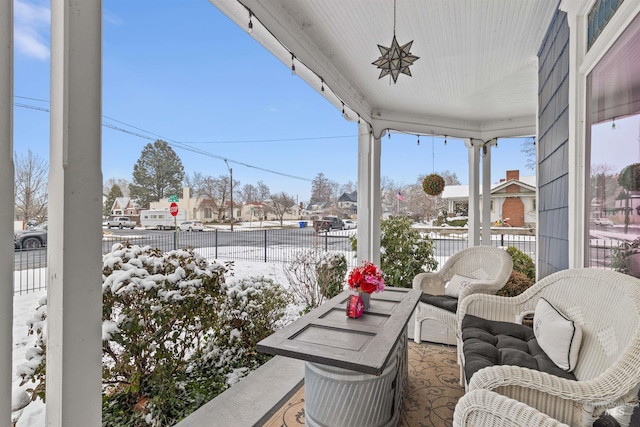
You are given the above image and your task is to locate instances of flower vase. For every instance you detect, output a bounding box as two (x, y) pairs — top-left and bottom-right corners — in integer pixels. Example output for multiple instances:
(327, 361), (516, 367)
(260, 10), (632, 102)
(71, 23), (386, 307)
(358, 289), (370, 311)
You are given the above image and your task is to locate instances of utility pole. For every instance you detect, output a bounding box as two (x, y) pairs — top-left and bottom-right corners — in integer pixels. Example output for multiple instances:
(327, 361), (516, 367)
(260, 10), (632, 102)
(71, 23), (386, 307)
(225, 160), (234, 231)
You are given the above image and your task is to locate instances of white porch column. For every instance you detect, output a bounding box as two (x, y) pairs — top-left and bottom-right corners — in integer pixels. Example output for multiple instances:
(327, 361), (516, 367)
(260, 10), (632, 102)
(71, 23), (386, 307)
(47, 1), (102, 426)
(481, 142), (493, 245)
(0, 1), (13, 424)
(565, 9), (588, 268)
(465, 139), (480, 246)
(357, 122), (381, 266)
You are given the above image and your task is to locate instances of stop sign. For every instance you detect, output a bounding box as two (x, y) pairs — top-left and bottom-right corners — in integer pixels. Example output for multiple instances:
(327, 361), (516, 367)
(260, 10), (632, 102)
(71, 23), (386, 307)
(169, 202), (179, 217)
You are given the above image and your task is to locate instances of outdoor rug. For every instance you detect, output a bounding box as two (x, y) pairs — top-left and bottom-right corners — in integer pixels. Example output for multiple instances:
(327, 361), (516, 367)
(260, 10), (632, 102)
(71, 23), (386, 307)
(261, 341), (463, 427)
(261, 341), (632, 427)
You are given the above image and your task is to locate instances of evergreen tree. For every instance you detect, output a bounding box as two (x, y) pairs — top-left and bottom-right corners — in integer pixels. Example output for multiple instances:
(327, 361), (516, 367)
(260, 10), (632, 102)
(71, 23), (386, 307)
(103, 184), (123, 217)
(129, 140), (185, 208)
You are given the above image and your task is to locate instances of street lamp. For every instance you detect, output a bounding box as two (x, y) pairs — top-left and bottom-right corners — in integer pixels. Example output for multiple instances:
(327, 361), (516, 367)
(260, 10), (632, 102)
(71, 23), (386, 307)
(224, 159), (233, 231)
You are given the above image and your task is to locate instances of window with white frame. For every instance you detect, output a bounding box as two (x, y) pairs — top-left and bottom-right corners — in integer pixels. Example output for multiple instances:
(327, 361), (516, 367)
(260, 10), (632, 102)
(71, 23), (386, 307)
(587, 12), (640, 275)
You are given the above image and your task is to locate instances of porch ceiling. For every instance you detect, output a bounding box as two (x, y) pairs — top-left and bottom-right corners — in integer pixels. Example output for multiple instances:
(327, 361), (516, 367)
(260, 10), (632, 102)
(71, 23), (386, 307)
(209, 0), (559, 140)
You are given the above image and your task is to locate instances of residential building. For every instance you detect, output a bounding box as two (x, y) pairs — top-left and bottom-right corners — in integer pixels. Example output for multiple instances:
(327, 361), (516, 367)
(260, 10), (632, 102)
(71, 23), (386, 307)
(336, 190), (357, 216)
(442, 170), (536, 227)
(149, 187), (217, 222)
(109, 197), (137, 217)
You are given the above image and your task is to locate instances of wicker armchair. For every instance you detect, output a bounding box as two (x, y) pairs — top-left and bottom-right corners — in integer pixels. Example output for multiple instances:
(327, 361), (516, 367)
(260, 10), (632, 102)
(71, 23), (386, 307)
(413, 246), (513, 344)
(454, 389), (570, 427)
(457, 268), (640, 427)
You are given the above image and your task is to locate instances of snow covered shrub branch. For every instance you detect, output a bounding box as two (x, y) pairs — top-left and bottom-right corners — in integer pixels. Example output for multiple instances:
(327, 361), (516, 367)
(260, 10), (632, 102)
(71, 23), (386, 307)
(18, 243), (291, 426)
(284, 249), (347, 312)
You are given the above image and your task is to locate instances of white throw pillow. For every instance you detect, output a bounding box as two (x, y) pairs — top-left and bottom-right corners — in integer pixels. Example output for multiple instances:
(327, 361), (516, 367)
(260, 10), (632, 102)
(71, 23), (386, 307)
(534, 298), (583, 372)
(445, 274), (477, 298)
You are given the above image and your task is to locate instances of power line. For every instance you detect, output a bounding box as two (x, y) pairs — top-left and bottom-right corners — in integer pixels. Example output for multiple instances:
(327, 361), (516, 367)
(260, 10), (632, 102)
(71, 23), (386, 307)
(15, 99), (327, 182)
(181, 135), (354, 144)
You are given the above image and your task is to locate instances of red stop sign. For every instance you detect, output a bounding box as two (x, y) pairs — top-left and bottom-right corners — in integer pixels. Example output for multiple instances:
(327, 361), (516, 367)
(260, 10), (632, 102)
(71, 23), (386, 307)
(169, 202), (179, 217)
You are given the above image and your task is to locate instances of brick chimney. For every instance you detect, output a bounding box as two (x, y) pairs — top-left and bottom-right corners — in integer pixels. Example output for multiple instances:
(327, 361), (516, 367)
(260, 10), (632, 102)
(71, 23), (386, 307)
(506, 170), (520, 181)
(506, 170), (520, 194)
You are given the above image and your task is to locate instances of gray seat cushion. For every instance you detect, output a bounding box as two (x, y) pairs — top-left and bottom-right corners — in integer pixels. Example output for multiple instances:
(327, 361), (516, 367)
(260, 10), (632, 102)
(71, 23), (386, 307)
(420, 293), (458, 313)
(461, 314), (577, 383)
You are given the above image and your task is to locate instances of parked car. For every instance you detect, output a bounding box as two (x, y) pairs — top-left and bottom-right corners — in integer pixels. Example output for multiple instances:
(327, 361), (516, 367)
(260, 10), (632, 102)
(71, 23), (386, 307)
(107, 216), (137, 229)
(313, 216), (345, 232)
(343, 219), (357, 229)
(594, 218), (614, 226)
(15, 224), (48, 250)
(179, 221), (204, 232)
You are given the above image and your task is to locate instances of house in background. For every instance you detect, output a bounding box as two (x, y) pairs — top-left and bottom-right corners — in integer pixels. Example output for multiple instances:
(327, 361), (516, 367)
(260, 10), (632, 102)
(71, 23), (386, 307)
(305, 201), (333, 217)
(337, 190), (357, 217)
(149, 187), (217, 222)
(109, 197), (137, 217)
(239, 201), (267, 222)
(442, 170), (536, 227)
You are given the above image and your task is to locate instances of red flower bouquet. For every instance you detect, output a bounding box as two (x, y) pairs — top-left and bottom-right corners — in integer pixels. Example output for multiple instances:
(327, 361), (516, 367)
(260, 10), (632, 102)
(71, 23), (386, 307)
(347, 261), (385, 294)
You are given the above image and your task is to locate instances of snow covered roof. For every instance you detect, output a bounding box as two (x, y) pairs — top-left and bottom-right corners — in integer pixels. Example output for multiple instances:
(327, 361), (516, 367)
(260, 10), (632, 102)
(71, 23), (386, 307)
(441, 175), (536, 201)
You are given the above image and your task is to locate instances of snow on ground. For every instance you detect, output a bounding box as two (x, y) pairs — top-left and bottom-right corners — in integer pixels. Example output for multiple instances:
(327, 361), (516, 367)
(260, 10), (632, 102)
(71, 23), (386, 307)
(11, 259), (297, 427)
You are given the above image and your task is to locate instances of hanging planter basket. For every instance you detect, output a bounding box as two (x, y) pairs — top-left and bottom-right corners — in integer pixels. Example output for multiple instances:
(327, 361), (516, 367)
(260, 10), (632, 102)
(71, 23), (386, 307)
(422, 173), (445, 196)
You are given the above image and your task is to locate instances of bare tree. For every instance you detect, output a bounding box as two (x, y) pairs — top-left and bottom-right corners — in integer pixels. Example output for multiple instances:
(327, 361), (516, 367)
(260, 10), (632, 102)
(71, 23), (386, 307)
(256, 181), (270, 201)
(380, 176), (401, 213)
(521, 137), (536, 171)
(183, 172), (207, 197)
(339, 180), (357, 195)
(269, 191), (296, 226)
(238, 183), (258, 203)
(15, 149), (48, 223)
(103, 177), (130, 198)
(440, 170), (461, 185)
(238, 181), (270, 203)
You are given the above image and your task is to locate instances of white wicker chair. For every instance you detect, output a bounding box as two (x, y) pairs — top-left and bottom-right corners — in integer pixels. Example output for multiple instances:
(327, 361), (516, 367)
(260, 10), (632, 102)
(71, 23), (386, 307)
(454, 389), (570, 427)
(457, 268), (640, 427)
(413, 246), (513, 344)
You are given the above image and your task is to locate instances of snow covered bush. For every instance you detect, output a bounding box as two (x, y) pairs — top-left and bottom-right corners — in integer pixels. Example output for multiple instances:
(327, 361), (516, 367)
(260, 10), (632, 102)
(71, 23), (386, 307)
(351, 216), (438, 288)
(18, 243), (290, 426)
(315, 252), (348, 300)
(283, 249), (347, 312)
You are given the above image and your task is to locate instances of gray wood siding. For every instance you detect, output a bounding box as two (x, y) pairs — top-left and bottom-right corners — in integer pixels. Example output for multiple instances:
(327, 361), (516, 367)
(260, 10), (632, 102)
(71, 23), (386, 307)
(537, 10), (570, 279)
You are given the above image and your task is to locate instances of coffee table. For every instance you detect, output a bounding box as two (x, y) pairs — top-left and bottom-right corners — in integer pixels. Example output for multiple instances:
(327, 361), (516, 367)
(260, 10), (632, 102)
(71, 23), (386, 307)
(257, 287), (421, 427)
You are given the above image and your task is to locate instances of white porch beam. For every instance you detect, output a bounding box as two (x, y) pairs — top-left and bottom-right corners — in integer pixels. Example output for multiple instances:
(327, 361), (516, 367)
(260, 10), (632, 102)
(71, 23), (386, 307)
(466, 139), (481, 245)
(482, 142), (493, 245)
(0, 1), (13, 424)
(357, 121), (381, 266)
(47, 1), (102, 426)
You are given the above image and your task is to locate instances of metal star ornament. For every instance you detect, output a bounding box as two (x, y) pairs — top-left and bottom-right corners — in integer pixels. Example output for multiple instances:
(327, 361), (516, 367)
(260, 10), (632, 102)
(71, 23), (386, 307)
(372, 34), (419, 83)
(372, 0), (419, 84)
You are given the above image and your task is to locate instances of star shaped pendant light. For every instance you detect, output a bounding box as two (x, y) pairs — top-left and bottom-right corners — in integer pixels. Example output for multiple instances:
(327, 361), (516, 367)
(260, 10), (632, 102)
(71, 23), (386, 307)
(372, 0), (419, 84)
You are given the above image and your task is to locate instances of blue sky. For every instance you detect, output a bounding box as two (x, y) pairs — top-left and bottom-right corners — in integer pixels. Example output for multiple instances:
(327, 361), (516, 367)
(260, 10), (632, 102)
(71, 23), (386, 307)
(14, 0), (534, 204)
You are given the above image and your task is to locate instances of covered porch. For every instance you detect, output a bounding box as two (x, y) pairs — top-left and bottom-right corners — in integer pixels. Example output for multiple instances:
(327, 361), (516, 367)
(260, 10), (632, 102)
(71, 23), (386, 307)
(3, 0), (640, 425)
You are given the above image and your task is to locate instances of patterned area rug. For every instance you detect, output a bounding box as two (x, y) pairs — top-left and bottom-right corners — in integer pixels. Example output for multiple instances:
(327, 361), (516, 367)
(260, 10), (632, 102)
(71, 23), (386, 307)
(262, 342), (463, 427)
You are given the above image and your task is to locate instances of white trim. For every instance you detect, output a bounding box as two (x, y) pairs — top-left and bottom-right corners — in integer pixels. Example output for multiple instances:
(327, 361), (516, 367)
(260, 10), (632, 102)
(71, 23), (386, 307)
(0, 0), (12, 422)
(47, 1), (103, 425)
(578, 0), (640, 76)
(357, 122), (381, 266)
(566, 6), (589, 268)
(482, 144), (492, 244)
(564, 1), (640, 268)
(466, 139), (481, 245)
